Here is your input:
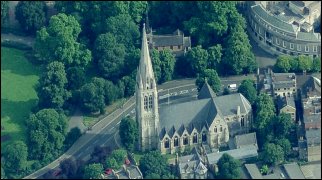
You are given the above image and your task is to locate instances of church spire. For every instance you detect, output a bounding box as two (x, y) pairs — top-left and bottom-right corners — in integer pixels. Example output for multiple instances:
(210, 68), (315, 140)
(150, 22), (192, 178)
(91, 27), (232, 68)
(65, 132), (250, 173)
(137, 23), (155, 90)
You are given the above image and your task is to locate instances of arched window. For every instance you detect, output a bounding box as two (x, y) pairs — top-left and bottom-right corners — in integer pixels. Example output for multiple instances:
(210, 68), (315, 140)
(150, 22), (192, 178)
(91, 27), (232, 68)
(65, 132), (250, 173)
(144, 96), (148, 111)
(202, 132), (207, 142)
(220, 126), (223, 132)
(148, 95), (153, 110)
(164, 138), (170, 149)
(241, 118), (245, 127)
(193, 133), (198, 144)
(174, 136), (179, 147)
(146, 78), (149, 89)
(214, 126), (217, 133)
(183, 134), (189, 145)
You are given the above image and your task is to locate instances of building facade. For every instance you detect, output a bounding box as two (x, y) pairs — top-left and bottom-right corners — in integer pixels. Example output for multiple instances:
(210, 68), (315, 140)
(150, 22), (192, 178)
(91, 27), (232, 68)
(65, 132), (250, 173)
(247, 1), (321, 58)
(136, 24), (253, 154)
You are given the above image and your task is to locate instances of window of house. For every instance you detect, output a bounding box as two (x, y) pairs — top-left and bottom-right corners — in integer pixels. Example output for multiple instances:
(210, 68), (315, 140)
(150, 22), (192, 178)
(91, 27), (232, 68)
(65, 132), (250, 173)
(170, 45), (173, 50)
(144, 96), (148, 111)
(283, 41), (286, 48)
(305, 46), (309, 52)
(255, 23), (257, 30)
(290, 43), (294, 49)
(148, 95), (153, 110)
(193, 133), (198, 144)
(202, 132), (207, 142)
(178, 45), (181, 49)
(259, 27), (261, 34)
(183, 134), (189, 145)
(214, 126), (217, 133)
(313, 46), (317, 52)
(276, 38), (280, 45)
(164, 138), (170, 149)
(297, 44), (301, 51)
(241, 118), (245, 127)
(220, 126), (223, 132)
(174, 136), (179, 147)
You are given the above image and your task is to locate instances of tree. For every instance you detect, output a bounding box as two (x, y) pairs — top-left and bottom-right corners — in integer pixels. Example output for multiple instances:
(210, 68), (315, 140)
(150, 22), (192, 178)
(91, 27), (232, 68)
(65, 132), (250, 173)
(271, 113), (294, 139)
(80, 82), (105, 114)
(254, 93), (275, 131)
(105, 149), (127, 170)
(91, 145), (112, 165)
(159, 49), (176, 83)
(260, 165), (269, 175)
(223, 87), (231, 95)
(104, 80), (118, 105)
(312, 57), (321, 72)
(60, 157), (78, 178)
(297, 55), (313, 72)
(83, 163), (104, 179)
(222, 26), (256, 75)
(66, 67), (85, 90)
(1, 1), (9, 26)
(183, 2), (237, 47)
(276, 138), (292, 157)
(104, 14), (140, 49)
(208, 44), (222, 70)
(34, 13), (92, 67)
(139, 151), (173, 179)
(64, 127), (82, 148)
(274, 55), (292, 73)
(3, 141), (28, 173)
(119, 117), (138, 151)
(262, 143), (284, 165)
(151, 49), (162, 83)
(289, 57), (299, 72)
(1, 165), (5, 179)
(94, 33), (126, 80)
(27, 109), (68, 161)
(196, 69), (221, 93)
(121, 75), (136, 97)
(238, 79), (257, 105)
(15, 1), (47, 34)
(217, 153), (241, 179)
(37, 61), (71, 109)
(186, 46), (209, 76)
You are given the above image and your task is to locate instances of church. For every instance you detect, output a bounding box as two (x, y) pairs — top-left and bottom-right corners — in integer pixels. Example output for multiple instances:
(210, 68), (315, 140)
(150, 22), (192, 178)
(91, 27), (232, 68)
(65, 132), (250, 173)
(136, 24), (253, 154)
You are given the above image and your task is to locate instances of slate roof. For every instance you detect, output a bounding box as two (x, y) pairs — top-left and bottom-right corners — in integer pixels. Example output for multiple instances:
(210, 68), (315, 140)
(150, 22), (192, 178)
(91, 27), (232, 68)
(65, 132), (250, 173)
(244, 164), (263, 179)
(306, 129), (321, 146)
(159, 92), (252, 139)
(178, 147), (208, 175)
(234, 132), (258, 149)
(303, 114), (321, 124)
(198, 81), (216, 99)
(272, 73), (296, 89)
(152, 35), (183, 47)
(283, 163), (305, 179)
(251, 4), (295, 33)
(277, 96), (296, 110)
(206, 145), (258, 165)
(297, 32), (321, 42)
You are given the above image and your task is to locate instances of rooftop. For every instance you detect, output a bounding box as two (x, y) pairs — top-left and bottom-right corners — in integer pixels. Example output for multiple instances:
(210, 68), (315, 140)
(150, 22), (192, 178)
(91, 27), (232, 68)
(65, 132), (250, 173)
(234, 132), (258, 149)
(306, 129), (321, 145)
(277, 96), (296, 110)
(283, 163), (305, 179)
(244, 164), (263, 179)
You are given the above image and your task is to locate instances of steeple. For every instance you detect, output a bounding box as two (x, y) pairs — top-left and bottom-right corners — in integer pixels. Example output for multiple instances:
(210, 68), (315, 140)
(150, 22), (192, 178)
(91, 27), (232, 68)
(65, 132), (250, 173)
(137, 23), (155, 90)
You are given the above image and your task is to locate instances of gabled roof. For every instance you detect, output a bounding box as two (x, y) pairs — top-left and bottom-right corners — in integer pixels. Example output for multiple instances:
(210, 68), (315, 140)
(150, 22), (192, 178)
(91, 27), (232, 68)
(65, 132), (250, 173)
(234, 132), (258, 149)
(277, 96), (296, 110)
(198, 81), (216, 99)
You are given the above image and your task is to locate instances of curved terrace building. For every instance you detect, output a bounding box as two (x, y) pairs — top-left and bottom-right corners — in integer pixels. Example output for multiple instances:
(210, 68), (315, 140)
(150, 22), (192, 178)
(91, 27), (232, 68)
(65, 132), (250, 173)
(247, 1), (321, 57)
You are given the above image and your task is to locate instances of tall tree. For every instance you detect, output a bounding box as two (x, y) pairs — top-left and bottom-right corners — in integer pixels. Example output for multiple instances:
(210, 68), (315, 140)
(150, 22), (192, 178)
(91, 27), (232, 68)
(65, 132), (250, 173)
(312, 57), (321, 72)
(83, 163), (104, 179)
(276, 138), (291, 158)
(139, 151), (173, 179)
(150, 49), (162, 83)
(196, 69), (221, 93)
(186, 45), (209, 76)
(66, 67), (85, 90)
(254, 93), (275, 131)
(37, 61), (71, 109)
(104, 80), (118, 105)
(64, 127), (82, 148)
(159, 49), (176, 83)
(238, 79), (257, 105)
(27, 109), (68, 161)
(270, 113), (294, 138)
(105, 149), (127, 170)
(120, 75), (136, 97)
(297, 55), (313, 73)
(119, 117), (138, 151)
(274, 55), (292, 73)
(1, 1), (9, 26)
(34, 13), (91, 67)
(94, 33), (126, 80)
(80, 82), (105, 114)
(15, 1), (47, 34)
(222, 26), (257, 75)
(207, 44), (222, 70)
(217, 153), (241, 179)
(262, 143), (284, 165)
(3, 141), (28, 173)
(60, 157), (78, 179)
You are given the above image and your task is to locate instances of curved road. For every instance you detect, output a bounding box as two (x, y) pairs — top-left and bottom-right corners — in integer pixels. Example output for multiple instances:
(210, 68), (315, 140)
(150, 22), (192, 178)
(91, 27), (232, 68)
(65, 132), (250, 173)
(23, 79), (198, 179)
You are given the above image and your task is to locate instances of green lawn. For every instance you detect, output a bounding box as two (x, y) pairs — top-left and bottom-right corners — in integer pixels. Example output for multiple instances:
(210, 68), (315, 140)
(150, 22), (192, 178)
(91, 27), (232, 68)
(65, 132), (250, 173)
(1, 47), (40, 151)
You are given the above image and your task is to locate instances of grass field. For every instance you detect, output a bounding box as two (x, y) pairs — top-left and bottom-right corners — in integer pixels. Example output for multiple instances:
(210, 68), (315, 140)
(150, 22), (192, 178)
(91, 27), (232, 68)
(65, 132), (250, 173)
(1, 47), (40, 151)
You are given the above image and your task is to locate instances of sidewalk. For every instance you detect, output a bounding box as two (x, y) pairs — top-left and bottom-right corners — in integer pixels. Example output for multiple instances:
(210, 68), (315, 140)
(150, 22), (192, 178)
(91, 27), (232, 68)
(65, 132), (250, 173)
(1, 33), (35, 47)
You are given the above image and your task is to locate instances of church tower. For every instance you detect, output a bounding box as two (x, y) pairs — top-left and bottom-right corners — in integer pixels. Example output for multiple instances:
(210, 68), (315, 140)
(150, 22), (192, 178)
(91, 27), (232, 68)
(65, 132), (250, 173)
(136, 24), (160, 151)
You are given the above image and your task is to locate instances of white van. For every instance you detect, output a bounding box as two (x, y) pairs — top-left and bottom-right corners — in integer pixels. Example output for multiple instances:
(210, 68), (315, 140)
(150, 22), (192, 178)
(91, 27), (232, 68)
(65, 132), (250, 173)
(228, 84), (237, 90)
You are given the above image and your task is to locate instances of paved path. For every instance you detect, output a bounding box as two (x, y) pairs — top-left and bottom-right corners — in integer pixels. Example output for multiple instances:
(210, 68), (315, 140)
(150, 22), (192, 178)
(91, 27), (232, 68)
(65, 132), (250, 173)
(67, 108), (86, 133)
(1, 33), (35, 47)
